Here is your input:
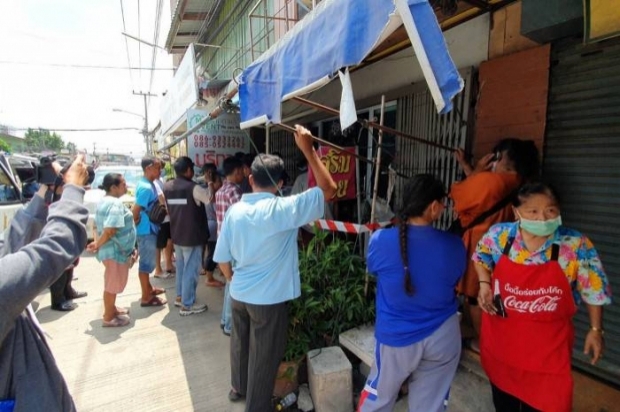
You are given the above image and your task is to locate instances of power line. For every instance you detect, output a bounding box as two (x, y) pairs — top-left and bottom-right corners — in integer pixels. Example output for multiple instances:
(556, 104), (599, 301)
(148, 0), (164, 105)
(119, 0), (135, 87)
(0, 61), (174, 70)
(12, 127), (142, 132)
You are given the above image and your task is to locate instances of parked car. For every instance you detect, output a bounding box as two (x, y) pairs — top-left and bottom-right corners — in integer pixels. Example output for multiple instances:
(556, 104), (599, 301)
(84, 165), (143, 239)
(0, 154), (25, 237)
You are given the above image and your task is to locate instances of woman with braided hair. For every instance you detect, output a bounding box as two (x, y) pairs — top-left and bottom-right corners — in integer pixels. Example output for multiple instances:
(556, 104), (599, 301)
(358, 174), (467, 412)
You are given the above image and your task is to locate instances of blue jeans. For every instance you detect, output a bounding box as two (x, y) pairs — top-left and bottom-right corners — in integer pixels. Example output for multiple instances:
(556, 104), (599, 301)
(174, 245), (203, 308)
(137, 234), (157, 274)
(221, 281), (232, 333)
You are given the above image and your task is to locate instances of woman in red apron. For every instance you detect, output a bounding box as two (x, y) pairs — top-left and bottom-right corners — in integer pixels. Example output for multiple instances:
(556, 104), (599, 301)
(472, 182), (611, 412)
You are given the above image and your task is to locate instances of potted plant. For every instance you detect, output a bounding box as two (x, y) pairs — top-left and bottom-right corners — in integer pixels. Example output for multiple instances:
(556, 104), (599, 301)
(274, 229), (375, 396)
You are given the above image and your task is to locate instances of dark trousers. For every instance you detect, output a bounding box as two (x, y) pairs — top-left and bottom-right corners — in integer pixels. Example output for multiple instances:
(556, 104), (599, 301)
(491, 384), (541, 412)
(50, 268), (74, 306)
(202, 241), (217, 272)
(231, 298), (288, 412)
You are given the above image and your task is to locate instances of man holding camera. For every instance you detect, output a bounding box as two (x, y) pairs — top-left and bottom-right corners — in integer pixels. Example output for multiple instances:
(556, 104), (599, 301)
(0, 155), (90, 411)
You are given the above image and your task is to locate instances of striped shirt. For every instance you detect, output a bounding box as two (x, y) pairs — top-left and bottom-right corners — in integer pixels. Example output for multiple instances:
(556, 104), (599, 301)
(215, 180), (242, 236)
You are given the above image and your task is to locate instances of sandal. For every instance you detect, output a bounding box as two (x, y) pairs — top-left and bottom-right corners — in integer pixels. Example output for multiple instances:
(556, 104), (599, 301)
(205, 279), (225, 288)
(150, 287), (166, 296)
(116, 307), (130, 315)
(140, 296), (167, 307)
(102, 316), (130, 327)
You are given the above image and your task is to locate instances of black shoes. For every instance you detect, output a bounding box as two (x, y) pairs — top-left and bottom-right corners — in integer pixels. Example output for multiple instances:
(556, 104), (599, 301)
(66, 290), (87, 300)
(51, 302), (76, 312)
(228, 389), (244, 402)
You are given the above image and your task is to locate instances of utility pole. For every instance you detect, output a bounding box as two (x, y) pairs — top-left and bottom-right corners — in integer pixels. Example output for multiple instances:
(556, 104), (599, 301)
(133, 91), (158, 155)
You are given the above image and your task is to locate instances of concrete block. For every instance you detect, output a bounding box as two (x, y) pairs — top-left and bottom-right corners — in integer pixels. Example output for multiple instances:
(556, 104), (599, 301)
(307, 346), (353, 412)
(339, 325), (375, 367)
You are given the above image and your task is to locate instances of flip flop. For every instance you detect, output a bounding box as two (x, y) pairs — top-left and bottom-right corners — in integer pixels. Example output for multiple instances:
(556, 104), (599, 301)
(102, 316), (130, 327)
(150, 287), (166, 296)
(116, 307), (130, 315)
(141, 296), (167, 307)
(205, 279), (225, 288)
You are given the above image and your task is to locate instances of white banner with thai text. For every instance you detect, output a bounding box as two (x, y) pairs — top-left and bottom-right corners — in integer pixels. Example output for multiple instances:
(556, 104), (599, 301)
(187, 110), (248, 170)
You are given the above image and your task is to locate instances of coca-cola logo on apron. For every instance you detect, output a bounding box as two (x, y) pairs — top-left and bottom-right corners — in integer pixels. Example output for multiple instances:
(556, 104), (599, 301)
(503, 283), (564, 314)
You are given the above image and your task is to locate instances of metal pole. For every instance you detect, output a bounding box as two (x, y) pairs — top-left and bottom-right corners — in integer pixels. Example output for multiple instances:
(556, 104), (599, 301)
(291, 96), (456, 152)
(133, 91), (157, 155)
(143, 94), (150, 154)
(266, 124), (270, 154)
(355, 144), (362, 258)
(366, 95), (386, 294)
(370, 95), (386, 225)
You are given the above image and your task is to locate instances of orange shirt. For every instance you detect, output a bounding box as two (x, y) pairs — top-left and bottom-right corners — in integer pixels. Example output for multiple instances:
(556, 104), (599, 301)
(449, 172), (521, 297)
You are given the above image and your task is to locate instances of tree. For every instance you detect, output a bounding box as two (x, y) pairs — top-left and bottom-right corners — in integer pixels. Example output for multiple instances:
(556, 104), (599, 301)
(0, 138), (10, 153)
(65, 142), (77, 153)
(24, 129), (66, 152)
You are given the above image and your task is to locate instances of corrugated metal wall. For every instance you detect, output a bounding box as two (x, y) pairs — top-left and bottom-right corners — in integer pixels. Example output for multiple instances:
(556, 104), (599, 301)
(395, 68), (473, 229)
(544, 36), (620, 384)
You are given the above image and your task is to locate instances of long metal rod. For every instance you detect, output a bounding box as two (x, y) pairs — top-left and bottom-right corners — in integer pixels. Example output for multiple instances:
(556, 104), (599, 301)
(273, 122), (410, 178)
(159, 88), (239, 152)
(291, 96), (456, 152)
(370, 95), (386, 226)
(273, 123), (374, 165)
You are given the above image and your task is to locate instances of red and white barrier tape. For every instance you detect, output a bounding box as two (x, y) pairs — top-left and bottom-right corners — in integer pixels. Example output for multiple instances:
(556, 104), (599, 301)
(313, 219), (394, 234)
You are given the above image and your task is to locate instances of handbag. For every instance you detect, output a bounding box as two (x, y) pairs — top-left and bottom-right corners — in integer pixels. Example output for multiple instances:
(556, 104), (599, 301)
(449, 190), (517, 237)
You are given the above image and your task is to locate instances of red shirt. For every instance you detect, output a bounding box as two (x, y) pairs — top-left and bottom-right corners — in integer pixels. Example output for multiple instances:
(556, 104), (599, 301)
(215, 180), (242, 236)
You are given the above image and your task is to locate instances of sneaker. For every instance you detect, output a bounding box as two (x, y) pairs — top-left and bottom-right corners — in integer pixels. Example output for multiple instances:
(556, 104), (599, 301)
(180, 304), (208, 316)
(174, 299), (182, 308)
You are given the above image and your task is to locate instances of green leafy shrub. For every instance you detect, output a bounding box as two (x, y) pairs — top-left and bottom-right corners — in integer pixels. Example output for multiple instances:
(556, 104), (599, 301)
(285, 230), (375, 362)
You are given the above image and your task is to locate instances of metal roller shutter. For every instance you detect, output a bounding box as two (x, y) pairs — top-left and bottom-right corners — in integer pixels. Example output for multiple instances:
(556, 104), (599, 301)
(395, 67), (473, 229)
(544, 36), (620, 384)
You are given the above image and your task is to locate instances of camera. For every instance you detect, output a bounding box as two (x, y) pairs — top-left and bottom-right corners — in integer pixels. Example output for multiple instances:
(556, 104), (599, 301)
(36, 156), (59, 185)
(36, 155), (95, 187)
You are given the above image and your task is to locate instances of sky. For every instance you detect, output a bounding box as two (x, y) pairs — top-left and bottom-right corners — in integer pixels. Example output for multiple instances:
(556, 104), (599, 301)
(0, 0), (174, 157)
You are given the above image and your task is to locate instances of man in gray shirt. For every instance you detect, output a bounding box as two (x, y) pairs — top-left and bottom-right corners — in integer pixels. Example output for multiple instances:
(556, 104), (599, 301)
(0, 155), (90, 411)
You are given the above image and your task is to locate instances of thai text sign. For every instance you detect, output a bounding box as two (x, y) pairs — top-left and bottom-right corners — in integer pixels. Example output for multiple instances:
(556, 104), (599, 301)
(308, 146), (356, 200)
(187, 110), (248, 170)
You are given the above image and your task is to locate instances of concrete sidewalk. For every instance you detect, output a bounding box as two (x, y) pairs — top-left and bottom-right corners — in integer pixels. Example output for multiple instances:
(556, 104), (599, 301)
(34, 253), (244, 412)
(35, 254), (494, 412)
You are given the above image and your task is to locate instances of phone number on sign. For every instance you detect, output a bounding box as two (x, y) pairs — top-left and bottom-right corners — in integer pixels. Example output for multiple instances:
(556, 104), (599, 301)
(193, 135), (245, 149)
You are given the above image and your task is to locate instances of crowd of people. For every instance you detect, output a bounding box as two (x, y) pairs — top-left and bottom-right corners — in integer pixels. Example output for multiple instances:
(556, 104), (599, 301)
(0, 128), (613, 412)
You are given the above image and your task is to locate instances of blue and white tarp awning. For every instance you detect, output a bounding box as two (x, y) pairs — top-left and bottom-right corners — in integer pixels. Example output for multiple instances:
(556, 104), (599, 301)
(239, 0), (464, 129)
